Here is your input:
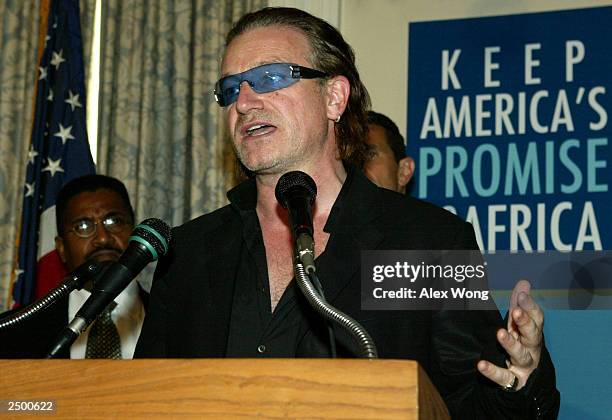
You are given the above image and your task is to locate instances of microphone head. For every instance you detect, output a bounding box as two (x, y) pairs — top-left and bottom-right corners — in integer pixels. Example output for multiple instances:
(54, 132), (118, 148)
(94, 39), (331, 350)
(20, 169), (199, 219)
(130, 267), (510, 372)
(275, 171), (317, 208)
(129, 218), (172, 261)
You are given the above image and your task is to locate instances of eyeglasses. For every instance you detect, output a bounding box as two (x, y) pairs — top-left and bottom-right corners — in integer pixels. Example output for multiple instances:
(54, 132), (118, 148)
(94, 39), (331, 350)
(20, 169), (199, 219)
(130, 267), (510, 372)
(65, 214), (131, 238)
(214, 62), (328, 107)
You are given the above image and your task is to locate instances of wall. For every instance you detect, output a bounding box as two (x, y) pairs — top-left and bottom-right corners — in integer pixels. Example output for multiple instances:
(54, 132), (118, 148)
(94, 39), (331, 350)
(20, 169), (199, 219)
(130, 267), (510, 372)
(341, 0), (612, 139)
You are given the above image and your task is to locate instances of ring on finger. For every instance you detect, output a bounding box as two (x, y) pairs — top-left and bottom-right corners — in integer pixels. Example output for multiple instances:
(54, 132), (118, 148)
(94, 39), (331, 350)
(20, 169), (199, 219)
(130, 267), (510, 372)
(500, 374), (519, 393)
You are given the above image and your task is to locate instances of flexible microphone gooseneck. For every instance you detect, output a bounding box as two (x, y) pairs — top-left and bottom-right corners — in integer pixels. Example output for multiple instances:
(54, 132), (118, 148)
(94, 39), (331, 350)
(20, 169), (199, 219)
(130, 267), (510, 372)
(275, 171), (378, 358)
(0, 260), (104, 330)
(46, 218), (171, 358)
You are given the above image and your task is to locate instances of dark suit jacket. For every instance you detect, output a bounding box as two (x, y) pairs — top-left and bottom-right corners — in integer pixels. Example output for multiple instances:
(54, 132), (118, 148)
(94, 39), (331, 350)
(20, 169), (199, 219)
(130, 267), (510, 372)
(136, 167), (560, 418)
(0, 284), (148, 359)
(0, 297), (71, 358)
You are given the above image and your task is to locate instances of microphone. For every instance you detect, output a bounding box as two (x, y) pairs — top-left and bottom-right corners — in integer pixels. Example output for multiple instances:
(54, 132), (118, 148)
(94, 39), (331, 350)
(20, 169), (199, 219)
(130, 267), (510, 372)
(275, 171), (317, 273)
(274, 171), (378, 358)
(46, 218), (171, 358)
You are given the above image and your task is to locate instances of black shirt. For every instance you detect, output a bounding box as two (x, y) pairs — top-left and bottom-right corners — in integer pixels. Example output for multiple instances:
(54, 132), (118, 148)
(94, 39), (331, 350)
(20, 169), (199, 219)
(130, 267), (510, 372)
(224, 169), (349, 358)
(224, 199), (304, 357)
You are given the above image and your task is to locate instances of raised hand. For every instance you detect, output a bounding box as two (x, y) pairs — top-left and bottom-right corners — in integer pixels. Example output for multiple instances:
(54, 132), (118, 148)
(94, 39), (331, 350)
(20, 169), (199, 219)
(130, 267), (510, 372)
(477, 280), (543, 391)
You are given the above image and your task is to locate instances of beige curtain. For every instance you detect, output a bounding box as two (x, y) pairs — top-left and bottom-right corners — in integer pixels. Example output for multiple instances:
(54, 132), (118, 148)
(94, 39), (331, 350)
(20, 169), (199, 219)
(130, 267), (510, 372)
(0, 1), (41, 307)
(96, 0), (267, 227)
(79, 0), (96, 83)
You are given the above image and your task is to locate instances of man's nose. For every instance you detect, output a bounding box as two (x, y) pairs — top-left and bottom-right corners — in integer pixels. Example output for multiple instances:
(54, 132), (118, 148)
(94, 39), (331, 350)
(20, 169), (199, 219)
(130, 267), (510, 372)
(235, 81), (264, 114)
(92, 223), (112, 244)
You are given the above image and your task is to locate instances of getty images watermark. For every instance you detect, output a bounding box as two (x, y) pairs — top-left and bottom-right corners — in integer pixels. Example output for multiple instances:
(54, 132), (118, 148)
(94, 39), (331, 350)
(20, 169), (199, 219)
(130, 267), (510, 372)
(362, 250), (495, 310)
(361, 250), (612, 311)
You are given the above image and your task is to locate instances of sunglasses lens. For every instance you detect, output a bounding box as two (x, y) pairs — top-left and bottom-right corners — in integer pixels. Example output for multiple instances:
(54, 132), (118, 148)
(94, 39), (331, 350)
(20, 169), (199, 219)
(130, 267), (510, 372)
(251, 65), (293, 93)
(215, 64), (296, 107)
(215, 75), (240, 107)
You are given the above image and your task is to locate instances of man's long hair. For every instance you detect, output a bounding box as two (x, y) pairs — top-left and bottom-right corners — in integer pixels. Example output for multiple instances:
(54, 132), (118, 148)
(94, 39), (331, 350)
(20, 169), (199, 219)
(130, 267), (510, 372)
(226, 7), (371, 168)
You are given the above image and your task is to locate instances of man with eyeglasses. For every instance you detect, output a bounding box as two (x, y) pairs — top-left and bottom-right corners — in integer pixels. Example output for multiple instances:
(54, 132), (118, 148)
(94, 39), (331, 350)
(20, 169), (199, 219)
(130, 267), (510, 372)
(0, 175), (145, 359)
(136, 7), (559, 418)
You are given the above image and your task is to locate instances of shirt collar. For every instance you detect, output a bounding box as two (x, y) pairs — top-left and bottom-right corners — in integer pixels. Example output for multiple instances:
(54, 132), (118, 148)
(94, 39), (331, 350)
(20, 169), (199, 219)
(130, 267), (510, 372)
(227, 177), (257, 212)
(226, 162), (359, 219)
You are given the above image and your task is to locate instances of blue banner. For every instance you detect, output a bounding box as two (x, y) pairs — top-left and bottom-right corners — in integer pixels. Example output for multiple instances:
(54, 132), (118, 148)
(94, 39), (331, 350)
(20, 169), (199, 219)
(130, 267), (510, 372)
(407, 6), (611, 253)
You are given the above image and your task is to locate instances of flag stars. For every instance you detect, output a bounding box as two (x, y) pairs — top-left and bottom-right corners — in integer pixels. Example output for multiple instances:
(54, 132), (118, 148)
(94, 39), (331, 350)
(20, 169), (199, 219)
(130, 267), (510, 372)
(50, 49), (65, 70)
(47, 89), (54, 102)
(42, 158), (64, 177)
(53, 123), (75, 145)
(65, 90), (82, 112)
(25, 182), (35, 197)
(27, 147), (38, 164)
(44, 35), (51, 48)
(39, 66), (48, 80)
(14, 268), (24, 278)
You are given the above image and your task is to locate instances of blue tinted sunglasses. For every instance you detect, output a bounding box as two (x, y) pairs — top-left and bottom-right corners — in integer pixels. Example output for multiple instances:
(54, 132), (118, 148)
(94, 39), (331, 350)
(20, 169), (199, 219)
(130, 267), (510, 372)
(214, 63), (328, 107)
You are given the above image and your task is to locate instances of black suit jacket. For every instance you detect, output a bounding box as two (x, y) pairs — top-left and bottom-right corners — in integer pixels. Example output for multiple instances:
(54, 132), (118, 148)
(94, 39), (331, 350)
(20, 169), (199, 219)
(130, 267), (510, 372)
(0, 284), (148, 359)
(136, 168), (560, 418)
(0, 297), (71, 358)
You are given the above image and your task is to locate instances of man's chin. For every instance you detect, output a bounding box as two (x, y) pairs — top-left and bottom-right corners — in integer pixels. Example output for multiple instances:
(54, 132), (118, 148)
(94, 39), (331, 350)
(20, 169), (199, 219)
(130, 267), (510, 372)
(236, 148), (284, 174)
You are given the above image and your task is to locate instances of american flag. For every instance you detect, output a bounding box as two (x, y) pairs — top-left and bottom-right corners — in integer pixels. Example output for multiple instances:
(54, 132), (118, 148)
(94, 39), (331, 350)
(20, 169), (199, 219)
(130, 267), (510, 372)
(11, 0), (95, 307)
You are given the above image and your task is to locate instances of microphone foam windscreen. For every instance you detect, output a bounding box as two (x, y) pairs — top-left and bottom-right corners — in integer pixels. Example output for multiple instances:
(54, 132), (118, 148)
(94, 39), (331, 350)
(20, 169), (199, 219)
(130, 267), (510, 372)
(275, 171), (317, 208)
(132, 218), (172, 258)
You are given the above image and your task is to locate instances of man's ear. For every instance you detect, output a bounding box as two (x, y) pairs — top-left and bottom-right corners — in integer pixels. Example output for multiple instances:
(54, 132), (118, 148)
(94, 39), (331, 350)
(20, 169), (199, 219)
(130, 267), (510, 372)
(326, 75), (350, 122)
(55, 236), (67, 263)
(397, 156), (415, 190)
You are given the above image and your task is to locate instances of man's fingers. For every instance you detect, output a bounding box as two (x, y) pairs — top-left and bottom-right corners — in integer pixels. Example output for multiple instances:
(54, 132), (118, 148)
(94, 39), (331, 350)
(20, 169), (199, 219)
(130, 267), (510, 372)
(508, 280), (532, 332)
(509, 280), (531, 310)
(497, 328), (533, 367)
(489, 281), (544, 393)
(511, 306), (543, 349)
(477, 360), (518, 388)
(517, 290), (544, 326)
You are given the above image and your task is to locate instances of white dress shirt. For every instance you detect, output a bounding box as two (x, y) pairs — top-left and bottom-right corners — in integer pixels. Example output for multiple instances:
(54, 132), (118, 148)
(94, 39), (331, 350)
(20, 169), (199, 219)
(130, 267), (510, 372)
(68, 279), (145, 359)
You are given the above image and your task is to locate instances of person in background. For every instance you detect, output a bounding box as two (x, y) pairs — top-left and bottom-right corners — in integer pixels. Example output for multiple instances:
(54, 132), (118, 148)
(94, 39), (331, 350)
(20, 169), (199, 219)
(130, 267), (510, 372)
(363, 110), (414, 194)
(0, 175), (145, 359)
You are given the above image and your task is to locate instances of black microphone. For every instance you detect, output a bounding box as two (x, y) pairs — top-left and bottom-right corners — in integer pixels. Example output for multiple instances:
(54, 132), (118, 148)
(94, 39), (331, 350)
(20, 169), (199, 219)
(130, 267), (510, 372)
(275, 171), (317, 273)
(46, 218), (171, 358)
(275, 172), (377, 358)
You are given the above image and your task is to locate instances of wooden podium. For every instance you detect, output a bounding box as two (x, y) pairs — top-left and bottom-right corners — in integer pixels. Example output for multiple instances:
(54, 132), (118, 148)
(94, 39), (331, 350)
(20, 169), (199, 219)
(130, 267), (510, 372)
(0, 359), (449, 419)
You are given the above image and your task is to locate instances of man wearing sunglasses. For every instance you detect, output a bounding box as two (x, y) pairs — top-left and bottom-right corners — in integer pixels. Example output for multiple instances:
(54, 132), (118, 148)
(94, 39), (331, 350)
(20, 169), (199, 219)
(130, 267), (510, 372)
(136, 7), (559, 418)
(0, 175), (146, 359)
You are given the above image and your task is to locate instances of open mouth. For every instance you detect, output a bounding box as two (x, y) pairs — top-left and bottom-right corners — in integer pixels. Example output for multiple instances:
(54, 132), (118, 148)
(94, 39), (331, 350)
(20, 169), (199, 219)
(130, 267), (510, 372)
(244, 123), (276, 137)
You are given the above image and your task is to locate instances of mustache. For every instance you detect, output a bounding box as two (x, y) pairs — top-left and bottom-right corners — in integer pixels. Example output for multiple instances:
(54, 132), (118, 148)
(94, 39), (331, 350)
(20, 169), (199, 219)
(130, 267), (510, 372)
(236, 112), (276, 129)
(85, 246), (124, 261)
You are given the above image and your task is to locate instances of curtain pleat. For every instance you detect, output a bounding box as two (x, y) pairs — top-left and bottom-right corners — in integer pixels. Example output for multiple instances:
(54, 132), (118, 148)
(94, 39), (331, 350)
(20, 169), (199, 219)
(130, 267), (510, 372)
(0, 0), (41, 307)
(96, 0), (267, 227)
